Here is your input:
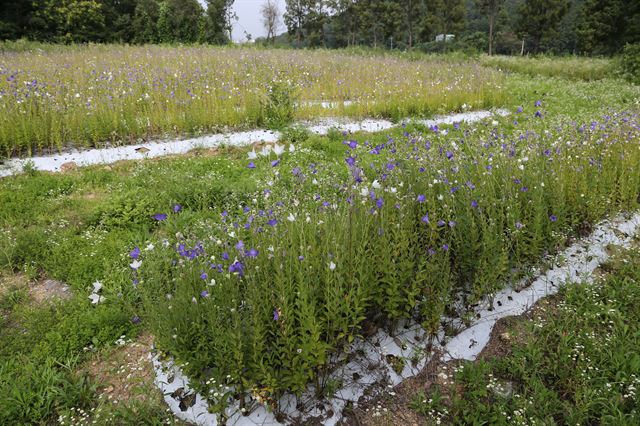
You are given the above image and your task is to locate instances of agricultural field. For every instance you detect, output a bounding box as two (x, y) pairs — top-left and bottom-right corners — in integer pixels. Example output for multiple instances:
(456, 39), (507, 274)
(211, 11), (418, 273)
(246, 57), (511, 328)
(0, 45), (639, 426)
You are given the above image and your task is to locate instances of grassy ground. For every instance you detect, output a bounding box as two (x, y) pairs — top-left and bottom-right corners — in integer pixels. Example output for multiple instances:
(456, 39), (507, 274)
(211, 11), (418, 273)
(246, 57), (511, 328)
(0, 53), (638, 424)
(353, 244), (640, 425)
(480, 54), (618, 82)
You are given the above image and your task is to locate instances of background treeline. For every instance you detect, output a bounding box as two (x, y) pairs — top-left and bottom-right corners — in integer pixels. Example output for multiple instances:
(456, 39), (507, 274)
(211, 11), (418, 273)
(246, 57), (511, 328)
(0, 0), (234, 44)
(281, 0), (640, 55)
(0, 0), (639, 55)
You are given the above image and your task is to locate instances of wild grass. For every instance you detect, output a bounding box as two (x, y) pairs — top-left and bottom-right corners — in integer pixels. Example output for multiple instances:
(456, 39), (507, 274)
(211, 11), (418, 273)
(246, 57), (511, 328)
(0, 45), (506, 157)
(481, 54), (617, 81)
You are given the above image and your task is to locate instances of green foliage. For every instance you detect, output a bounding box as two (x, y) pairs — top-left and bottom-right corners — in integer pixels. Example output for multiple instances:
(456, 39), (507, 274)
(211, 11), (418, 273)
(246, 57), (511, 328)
(516, 0), (570, 53)
(259, 80), (297, 129)
(0, 357), (96, 424)
(409, 248), (640, 424)
(280, 125), (310, 145)
(620, 44), (640, 85)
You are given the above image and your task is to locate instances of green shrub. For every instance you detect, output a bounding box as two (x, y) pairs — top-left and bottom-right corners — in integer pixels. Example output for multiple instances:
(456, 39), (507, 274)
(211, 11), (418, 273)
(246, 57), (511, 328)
(620, 43), (640, 84)
(260, 80), (297, 130)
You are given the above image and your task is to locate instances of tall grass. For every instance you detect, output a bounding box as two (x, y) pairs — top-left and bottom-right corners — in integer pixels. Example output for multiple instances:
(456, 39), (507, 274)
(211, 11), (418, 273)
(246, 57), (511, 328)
(0, 45), (506, 157)
(481, 54), (616, 81)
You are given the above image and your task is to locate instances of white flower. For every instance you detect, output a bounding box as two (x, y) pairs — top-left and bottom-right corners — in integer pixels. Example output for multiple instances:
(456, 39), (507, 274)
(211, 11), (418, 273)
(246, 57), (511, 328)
(289, 144), (295, 153)
(492, 120), (499, 126)
(247, 150), (257, 160)
(130, 260), (142, 270)
(89, 294), (105, 305)
(145, 243), (155, 251)
(273, 144), (285, 157)
(260, 146), (271, 157)
(312, 179), (319, 185)
(372, 180), (381, 189)
(92, 281), (102, 293)
(328, 261), (336, 271)
(360, 187), (369, 197)
(287, 213), (296, 222)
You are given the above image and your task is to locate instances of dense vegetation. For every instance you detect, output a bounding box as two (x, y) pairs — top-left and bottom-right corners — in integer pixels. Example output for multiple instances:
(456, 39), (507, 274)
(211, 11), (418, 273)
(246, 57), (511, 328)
(0, 46), (506, 156)
(409, 247), (640, 424)
(0, 52), (639, 422)
(1, 0), (639, 55)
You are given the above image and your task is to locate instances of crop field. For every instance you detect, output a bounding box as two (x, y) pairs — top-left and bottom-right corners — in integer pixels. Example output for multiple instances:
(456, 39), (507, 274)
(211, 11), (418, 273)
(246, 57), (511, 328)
(0, 45), (639, 425)
(0, 45), (505, 157)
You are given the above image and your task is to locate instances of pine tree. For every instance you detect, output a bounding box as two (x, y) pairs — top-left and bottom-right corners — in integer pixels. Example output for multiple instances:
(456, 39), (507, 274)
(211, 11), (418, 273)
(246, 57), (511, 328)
(475, 0), (505, 55)
(516, 0), (569, 53)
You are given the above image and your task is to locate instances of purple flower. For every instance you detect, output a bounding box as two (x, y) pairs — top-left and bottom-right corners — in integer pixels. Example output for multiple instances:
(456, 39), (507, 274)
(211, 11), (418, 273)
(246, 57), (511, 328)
(550, 214), (558, 222)
(376, 198), (384, 209)
(417, 194), (426, 203)
(535, 111), (543, 118)
(438, 219), (446, 227)
(229, 261), (244, 276)
(516, 106), (523, 113)
(471, 200), (478, 208)
(131, 315), (141, 325)
(271, 159), (280, 167)
(521, 186), (529, 192)
(130, 246), (141, 259)
(200, 272), (208, 280)
(421, 214), (430, 224)
(248, 161), (256, 169)
(446, 151), (454, 160)
(235, 240), (245, 251)
(448, 221), (456, 228)
(267, 218), (278, 226)
(273, 309), (280, 321)
(466, 181), (476, 190)
(222, 251), (229, 261)
(246, 248), (259, 258)
(292, 167), (302, 176)
(346, 156), (356, 166)
(442, 244), (449, 251)
(200, 290), (209, 298)
(535, 100), (542, 107)
(515, 221), (524, 229)
(153, 213), (167, 221)
(298, 255), (305, 261)
(173, 204), (182, 213)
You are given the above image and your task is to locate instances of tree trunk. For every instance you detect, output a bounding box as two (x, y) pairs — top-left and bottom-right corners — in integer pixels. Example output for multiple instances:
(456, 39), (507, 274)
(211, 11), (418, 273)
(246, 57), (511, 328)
(488, 14), (494, 55)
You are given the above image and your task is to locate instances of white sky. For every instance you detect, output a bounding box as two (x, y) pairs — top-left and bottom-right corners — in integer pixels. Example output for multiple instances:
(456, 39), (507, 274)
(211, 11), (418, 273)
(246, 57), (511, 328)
(199, 0), (287, 42)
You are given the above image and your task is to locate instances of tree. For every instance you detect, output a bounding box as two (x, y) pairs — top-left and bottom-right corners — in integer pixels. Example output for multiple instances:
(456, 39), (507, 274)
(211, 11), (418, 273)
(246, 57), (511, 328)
(284, 0), (327, 47)
(421, 0), (465, 42)
(100, 0), (137, 42)
(578, 0), (640, 54)
(32, 0), (105, 42)
(155, 0), (204, 43)
(0, 0), (33, 39)
(132, 0), (160, 43)
(516, 0), (569, 53)
(206, 0), (235, 44)
(475, 0), (505, 55)
(261, 0), (281, 44)
(402, 0), (424, 48)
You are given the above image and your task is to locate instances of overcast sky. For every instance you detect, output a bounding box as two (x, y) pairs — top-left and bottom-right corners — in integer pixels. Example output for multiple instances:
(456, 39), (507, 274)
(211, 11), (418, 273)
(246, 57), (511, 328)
(199, 0), (287, 42)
